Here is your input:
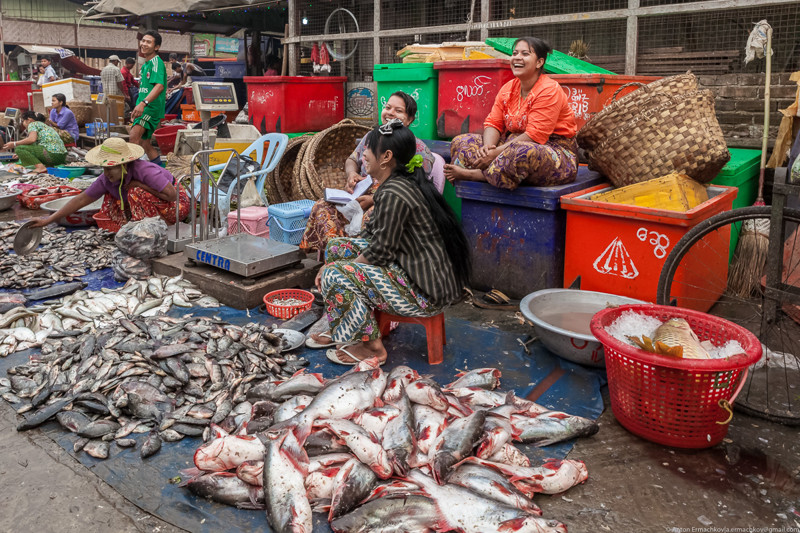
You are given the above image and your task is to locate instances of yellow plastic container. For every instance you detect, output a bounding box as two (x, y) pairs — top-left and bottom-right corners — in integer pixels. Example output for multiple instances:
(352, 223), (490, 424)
(209, 124), (263, 165)
(590, 173), (709, 212)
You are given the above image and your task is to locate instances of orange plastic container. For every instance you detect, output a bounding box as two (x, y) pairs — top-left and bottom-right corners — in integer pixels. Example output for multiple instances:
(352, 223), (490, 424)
(560, 184), (738, 311)
(180, 104), (235, 123)
(549, 74), (661, 130)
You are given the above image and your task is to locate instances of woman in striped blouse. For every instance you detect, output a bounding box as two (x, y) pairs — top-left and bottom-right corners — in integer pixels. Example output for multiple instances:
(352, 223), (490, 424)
(308, 120), (470, 365)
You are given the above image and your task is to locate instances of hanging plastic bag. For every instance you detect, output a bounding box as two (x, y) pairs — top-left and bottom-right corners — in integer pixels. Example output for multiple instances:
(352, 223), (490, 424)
(115, 217), (168, 260)
(239, 177), (265, 208)
(336, 199), (364, 236)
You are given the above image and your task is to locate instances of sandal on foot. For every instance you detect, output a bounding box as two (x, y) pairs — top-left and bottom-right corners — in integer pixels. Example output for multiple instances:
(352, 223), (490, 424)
(326, 345), (387, 366)
(472, 289), (519, 310)
(305, 331), (337, 349)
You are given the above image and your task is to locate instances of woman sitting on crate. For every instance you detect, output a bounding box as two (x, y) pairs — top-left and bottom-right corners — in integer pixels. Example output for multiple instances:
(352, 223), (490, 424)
(306, 120), (469, 365)
(2, 111), (67, 174)
(444, 37), (579, 190)
(46, 93), (80, 145)
(299, 91), (436, 257)
(29, 137), (190, 229)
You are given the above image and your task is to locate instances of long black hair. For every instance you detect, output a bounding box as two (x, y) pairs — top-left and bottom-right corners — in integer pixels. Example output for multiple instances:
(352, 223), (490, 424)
(21, 111), (46, 122)
(52, 93), (69, 109)
(364, 122), (471, 289)
(513, 37), (552, 70)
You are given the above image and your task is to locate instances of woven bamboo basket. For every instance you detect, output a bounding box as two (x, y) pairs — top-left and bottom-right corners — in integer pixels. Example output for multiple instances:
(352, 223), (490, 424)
(273, 136), (311, 203)
(585, 89), (730, 187)
(578, 72), (698, 152)
(302, 119), (371, 200)
(66, 101), (93, 126)
(293, 134), (316, 200)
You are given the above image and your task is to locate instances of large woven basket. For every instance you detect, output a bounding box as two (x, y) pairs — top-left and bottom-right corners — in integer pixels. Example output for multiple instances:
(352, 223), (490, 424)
(293, 135), (316, 200)
(273, 135), (312, 202)
(578, 72), (698, 152)
(586, 89), (730, 187)
(66, 101), (93, 126)
(300, 119), (371, 201)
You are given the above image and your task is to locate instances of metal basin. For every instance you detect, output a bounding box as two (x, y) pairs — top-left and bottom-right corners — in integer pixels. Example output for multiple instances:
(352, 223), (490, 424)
(520, 288), (646, 367)
(40, 197), (103, 227)
(0, 187), (21, 211)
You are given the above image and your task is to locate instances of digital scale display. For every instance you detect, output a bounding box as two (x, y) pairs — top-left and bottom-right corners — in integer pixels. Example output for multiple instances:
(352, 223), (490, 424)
(193, 82), (238, 111)
(4, 107), (19, 120)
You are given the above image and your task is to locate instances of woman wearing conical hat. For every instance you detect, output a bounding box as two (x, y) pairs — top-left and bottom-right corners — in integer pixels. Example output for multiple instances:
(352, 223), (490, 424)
(30, 137), (190, 230)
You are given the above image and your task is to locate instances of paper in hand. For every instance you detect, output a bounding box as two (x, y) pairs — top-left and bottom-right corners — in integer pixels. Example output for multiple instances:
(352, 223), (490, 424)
(325, 176), (373, 204)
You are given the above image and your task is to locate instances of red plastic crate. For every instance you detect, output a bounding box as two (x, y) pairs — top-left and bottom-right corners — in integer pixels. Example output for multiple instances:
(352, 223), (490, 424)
(434, 59), (515, 139)
(244, 76), (346, 133)
(560, 184), (738, 312)
(19, 186), (81, 209)
(227, 206), (269, 237)
(591, 304), (761, 448)
(0, 81), (36, 110)
(549, 74), (661, 130)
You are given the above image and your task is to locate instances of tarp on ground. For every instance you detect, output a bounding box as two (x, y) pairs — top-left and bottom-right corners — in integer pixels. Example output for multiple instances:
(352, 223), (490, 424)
(88, 0), (270, 16)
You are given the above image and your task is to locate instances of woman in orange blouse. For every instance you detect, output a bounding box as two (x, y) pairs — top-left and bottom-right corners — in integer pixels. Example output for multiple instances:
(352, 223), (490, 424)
(444, 37), (579, 189)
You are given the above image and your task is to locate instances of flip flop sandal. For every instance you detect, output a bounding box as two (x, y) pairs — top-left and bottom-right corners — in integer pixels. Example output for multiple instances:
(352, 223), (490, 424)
(472, 289), (519, 310)
(326, 345), (387, 366)
(305, 331), (337, 349)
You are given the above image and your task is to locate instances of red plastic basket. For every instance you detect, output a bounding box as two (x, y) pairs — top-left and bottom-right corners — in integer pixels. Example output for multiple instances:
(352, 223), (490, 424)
(92, 212), (122, 233)
(262, 289), (314, 319)
(590, 304), (761, 449)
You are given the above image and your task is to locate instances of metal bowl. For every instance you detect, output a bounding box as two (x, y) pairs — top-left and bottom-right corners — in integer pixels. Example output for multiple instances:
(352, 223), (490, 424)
(13, 221), (43, 255)
(40, 197), (103, 227)
(520, 288), (647, 367)
(272, 329), (305, 352)
(0, 187), (21, 211)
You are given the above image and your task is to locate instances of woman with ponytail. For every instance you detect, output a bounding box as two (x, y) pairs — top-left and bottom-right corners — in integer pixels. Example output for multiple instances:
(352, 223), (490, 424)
(307, 119), (470, 365)
(3, 111), (67, 173)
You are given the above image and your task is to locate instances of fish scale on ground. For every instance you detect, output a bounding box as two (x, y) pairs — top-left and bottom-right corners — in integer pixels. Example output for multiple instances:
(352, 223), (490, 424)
(180, 362), (597, 532)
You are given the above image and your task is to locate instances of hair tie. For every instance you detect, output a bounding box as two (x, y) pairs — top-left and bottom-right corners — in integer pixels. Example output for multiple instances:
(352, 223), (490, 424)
(405, 154), (423, 173)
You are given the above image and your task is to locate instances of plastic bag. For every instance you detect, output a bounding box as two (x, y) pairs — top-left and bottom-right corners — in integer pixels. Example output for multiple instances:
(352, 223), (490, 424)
(239, 177), (265, 208)
(112, 250), (152, 281)
(234, 103), (249, 124)
(336, 199), (364, 236)
(217, 154), (259, 193)
(115, 217), (168, 260)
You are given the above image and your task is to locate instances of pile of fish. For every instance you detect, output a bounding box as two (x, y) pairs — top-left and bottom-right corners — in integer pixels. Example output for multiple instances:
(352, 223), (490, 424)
(0, 222), (115, 289)
(180, 363), (598, 532)
(2, 313), (307, 460)
(0, 275), (222, 356)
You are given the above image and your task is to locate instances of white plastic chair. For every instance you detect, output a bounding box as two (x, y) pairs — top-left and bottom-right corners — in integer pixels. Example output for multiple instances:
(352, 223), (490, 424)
(192, 133), (289, 217)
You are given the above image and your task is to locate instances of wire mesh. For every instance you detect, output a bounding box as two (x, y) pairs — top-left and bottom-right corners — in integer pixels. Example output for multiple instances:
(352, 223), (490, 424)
(381, 0), (477, 31)
(488, 19), (628, 60)
(490, 0), (627, 20)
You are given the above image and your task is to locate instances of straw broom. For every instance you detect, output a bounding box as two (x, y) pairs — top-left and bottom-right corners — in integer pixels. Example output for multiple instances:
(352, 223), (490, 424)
(728, 23), (773, 297)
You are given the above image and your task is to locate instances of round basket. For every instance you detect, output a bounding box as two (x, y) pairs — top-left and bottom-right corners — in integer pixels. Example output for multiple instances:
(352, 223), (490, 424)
(262, 289), (315, 319)
(270, 135), (310, 203)
(303, 119), (371, 198)
(66, 101), (93, 126)
(293, 134), (317, 200)
(590, 304), (762, 449)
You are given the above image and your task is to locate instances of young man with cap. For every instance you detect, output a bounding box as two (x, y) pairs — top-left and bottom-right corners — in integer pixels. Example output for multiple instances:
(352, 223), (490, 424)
(29, 137), (190, 229)
(100, 55), (125, 96)
(130, 30), (167, 166)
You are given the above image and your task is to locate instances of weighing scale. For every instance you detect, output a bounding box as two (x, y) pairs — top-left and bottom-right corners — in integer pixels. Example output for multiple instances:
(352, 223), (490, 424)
(1, 108), (20, 160)
(181, 81), (302, 278)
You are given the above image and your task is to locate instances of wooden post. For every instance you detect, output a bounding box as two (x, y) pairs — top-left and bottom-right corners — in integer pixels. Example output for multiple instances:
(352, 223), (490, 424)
(373, 0), (381, 67)
(625, 0), (639, 75)
(288, 0), (298, 76)
(480, 0), (490, 41)
(0, 0), (5, 81)
(281, 25), (289, 76)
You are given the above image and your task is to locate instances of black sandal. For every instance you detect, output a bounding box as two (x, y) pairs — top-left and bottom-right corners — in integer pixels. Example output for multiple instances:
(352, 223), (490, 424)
(472, 289), (519, 310)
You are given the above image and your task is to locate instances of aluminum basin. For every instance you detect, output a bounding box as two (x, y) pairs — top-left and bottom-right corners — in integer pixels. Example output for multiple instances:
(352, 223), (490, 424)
(520, 288), (646, 367)
(0, 187), (21, 211)
(41, 196), (103, 227)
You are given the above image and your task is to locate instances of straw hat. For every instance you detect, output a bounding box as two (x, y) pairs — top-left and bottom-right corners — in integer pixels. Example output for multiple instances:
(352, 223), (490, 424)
(85, 137), (145, 167)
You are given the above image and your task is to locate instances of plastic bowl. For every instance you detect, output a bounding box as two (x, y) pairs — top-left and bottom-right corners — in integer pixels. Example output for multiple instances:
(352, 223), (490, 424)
(46, 167), (76, 178)
(520, 288), (647, 367)
(56, 166), (87, 178)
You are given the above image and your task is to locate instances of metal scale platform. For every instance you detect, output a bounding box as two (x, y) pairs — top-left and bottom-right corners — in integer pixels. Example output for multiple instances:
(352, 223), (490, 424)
(173, 81), (301, 278)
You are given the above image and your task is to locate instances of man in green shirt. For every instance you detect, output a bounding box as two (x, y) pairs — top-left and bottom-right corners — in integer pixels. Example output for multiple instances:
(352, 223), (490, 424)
(130, 30), (166, 165)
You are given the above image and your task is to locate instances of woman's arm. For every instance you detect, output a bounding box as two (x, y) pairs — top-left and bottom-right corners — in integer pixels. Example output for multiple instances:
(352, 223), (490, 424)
(30, 192), (96, 227)
(130, 180), (177, 202)
(3, 130), (38, 150)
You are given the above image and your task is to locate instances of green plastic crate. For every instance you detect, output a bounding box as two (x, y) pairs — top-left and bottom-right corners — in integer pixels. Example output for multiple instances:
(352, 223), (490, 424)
(711, 147), (762, 261)
(373, 63), (439, 140)
(484, 38), (616, 75)
(287, 132), (316, 138)
(442, 180), (461, 221)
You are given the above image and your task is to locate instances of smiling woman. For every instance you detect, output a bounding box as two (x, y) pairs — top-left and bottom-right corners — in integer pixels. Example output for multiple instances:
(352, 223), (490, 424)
(444, 37), (579, 190)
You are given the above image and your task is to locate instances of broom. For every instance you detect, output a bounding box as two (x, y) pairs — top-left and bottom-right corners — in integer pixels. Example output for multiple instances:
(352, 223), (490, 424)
(729, 22), (773, 297)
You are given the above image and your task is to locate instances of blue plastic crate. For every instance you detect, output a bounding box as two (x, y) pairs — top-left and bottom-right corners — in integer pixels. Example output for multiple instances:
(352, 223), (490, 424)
(268, 199), (315, 245)
(85, 122), (114, 136)
(455, 166), (605, 299)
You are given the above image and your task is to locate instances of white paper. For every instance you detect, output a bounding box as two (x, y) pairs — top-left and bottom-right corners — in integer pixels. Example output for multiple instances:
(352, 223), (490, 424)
(325, 176), (373, 204)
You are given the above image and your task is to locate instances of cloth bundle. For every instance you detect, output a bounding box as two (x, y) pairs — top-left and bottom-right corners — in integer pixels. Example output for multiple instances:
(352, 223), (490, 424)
(112, 217), (168, 281)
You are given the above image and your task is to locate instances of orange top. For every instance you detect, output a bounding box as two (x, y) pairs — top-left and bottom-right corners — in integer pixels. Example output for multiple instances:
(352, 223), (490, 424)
(484, 75), (578, 144)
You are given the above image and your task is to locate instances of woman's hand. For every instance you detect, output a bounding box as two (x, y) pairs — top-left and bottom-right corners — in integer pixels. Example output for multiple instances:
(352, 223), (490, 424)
(345, 172), (364, 194)
(314, 265), (326, 291)
(475, 146), (502, 170)
(477, 144), (496, 159)
(2, 141), (14, 151)
(356, 195), (374, 211)
(29, 216), (54, 228)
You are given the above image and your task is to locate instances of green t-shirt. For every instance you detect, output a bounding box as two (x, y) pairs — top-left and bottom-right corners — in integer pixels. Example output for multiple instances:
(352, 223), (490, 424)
(28, 121), (66, 154)
(137, 55), (167, 120)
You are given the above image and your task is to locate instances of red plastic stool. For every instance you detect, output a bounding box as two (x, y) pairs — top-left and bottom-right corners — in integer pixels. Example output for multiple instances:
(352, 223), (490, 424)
(375, 311), (446, 365)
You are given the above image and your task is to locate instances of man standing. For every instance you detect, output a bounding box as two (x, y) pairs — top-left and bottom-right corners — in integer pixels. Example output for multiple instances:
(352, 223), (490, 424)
(130, 31), (166, 166)
(120, 57), (139, 107)
(100, 55), (125, 97)
(40, 57), (58, 84)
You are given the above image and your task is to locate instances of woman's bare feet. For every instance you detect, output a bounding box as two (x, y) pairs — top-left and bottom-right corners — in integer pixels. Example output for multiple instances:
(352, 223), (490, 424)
(443, 164), (486, 182)
(329, 339), (387, 365)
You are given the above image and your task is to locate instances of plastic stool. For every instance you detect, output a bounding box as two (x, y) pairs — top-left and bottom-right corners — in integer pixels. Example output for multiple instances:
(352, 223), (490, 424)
(376, 311), (446, 365)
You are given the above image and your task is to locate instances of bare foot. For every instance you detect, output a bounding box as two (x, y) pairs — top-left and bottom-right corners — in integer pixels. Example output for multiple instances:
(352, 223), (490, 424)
(443, 163), (486, 182)
(330, 340), (387, 364)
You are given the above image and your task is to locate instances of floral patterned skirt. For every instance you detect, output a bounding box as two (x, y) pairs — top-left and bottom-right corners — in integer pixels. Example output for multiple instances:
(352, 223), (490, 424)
(320, 237), (441, 344)
(450, 133), (578, 190)
(299, 199), (374, 255)
(99, 187), (191, 228)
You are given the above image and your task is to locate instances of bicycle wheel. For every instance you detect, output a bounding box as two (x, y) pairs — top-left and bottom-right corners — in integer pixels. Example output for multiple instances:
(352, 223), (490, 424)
(657, 205), (800, 425)
(324, 8), (359, 61)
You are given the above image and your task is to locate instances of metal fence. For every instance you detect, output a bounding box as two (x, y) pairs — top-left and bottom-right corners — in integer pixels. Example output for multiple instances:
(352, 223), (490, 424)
(285, 0), (800, 79)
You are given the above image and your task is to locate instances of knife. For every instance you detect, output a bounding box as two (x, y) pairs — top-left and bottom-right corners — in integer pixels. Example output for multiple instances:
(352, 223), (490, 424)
(279, 305), (324, 332)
